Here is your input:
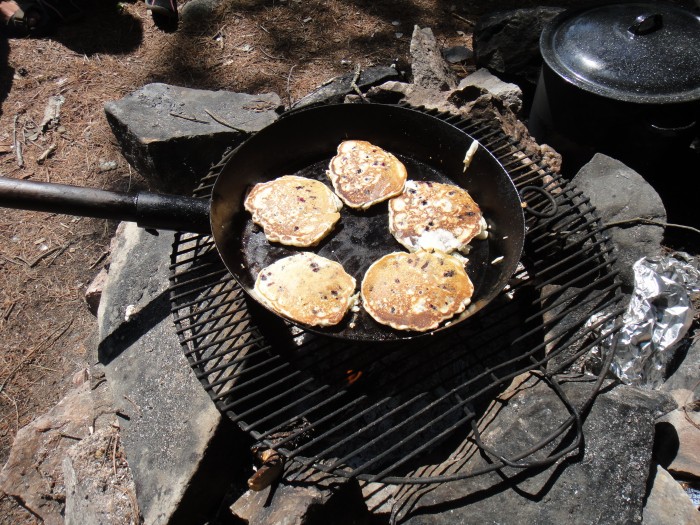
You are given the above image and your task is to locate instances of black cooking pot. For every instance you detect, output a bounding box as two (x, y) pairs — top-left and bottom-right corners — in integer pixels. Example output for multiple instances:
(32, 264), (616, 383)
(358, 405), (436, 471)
(528, 1), (700, 174)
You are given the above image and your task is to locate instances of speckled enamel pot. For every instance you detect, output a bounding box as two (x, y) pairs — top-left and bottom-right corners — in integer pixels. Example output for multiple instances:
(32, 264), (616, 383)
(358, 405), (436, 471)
(528, 1), (700, 171)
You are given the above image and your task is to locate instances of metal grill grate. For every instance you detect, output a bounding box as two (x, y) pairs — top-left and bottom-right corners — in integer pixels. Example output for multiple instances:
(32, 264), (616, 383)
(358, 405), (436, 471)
(168, 105), (624, 484)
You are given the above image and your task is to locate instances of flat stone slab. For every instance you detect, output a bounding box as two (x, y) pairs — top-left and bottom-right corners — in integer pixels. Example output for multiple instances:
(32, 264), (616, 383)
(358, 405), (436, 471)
(104, 83), (281, 191)
(398, 378), (674, 525)
(97, 223), (239, 524)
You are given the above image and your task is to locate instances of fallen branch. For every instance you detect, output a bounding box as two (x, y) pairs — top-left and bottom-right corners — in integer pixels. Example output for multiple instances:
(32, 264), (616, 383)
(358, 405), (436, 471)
(12, 115), (24, 168)
(36, 143), (57, 164)
(451, 12), (474, 26)
(112, 431), (119, 476)
(286, 64), (296, 107)
(602, 217), (700, 236)
(89, 250), (109, 269)
(350, 64), (368, 102)
(46, 242), (72, 267)
(2, 301), (15, 321)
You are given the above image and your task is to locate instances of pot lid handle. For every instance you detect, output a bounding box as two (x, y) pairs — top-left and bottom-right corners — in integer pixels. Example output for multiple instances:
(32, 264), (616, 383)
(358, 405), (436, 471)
(628, 13), (663, 36)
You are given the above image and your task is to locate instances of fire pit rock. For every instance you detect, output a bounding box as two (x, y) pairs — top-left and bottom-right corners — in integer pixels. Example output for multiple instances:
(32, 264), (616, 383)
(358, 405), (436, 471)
(656, 335), (700, 480)
(97, 223), (248, 524)
(473, 6), (565, 85)
(572, 154), (667, 291)
(396, 377), (674, 525)
(409, 26), (458, 91)
(104, 84), (281, 191)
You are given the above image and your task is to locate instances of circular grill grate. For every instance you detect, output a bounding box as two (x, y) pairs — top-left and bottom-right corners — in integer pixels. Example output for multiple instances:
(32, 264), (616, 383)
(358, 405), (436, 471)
(168, 105), (624, 484)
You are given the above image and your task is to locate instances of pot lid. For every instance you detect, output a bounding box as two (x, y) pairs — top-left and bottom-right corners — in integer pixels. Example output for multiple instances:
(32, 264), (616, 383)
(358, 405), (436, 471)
(540, 2), (700, 104)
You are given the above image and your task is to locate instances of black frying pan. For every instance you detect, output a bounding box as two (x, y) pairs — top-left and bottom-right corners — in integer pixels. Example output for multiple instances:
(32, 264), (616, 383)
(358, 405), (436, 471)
(0, 104), (524, 342)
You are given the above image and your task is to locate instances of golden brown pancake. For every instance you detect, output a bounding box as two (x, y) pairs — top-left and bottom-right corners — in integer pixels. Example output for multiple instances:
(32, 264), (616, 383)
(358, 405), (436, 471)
(327, 140), (407, 210)
(254, 252), (358, 327)
(244, 175), (343, 247)
(388, 180), (485, 253)
(361, 251), (474, 331)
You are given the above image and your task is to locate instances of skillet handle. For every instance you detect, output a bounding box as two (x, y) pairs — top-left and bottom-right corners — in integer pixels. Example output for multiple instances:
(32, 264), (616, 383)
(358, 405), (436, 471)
(0, 176), (211, 234)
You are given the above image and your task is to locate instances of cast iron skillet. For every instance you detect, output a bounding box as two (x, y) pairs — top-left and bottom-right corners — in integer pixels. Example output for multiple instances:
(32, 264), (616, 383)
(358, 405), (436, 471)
(0, 104), (525, 342)
(211, 104), (524, 341)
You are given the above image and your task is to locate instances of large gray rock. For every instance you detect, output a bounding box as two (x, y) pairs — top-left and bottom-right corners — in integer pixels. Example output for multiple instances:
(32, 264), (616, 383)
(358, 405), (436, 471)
(398, 378), (674, 525)
(104, 83), (281, 191)
(572, 154), (667, 290)
(643, 464), (700, 525)
(410, 26), (457, 91)
(292, 66), (400, 109)
(97, 222), (243, 525)
(474, 7), (565, 84)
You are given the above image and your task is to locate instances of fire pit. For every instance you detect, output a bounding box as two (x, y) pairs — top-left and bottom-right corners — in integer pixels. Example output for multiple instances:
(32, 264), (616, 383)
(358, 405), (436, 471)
(169, 103), (625, 485)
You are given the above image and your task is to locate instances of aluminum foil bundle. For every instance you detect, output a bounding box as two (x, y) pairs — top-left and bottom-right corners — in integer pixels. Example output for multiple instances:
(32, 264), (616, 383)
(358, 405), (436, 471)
(587, 252), (700, 388)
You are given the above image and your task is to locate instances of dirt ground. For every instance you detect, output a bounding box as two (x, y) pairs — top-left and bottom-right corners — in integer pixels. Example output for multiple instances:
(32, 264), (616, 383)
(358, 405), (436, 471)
(0, 0), (499, 521)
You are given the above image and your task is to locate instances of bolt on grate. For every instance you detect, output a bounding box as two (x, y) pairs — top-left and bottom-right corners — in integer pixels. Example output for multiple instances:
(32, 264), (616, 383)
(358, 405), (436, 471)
(169, 105), (624, 484)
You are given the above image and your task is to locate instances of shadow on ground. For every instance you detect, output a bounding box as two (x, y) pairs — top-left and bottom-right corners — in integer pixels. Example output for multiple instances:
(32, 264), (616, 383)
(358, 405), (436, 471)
(0, 37), (12, 117)
(51, 2), (143, 55)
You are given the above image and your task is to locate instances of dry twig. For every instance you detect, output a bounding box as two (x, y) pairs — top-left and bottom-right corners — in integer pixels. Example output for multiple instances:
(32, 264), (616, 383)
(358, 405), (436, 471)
(603, 217), (700, 236)
(89, 250), (109, 269)
(451, 12), (474, 26)
(286, 65), (297, 107)
(12, 115), (24, 168)
(350, 64), (367, 102)
(169, 112), (209, 124)
(203, 109), (248, 133)
(36, 144), (57, 164)
(112, 431), (119, 476)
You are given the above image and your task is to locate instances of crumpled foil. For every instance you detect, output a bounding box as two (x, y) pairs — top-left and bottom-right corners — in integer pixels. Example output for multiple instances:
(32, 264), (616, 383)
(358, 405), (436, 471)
(587, 252), (700, 388)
